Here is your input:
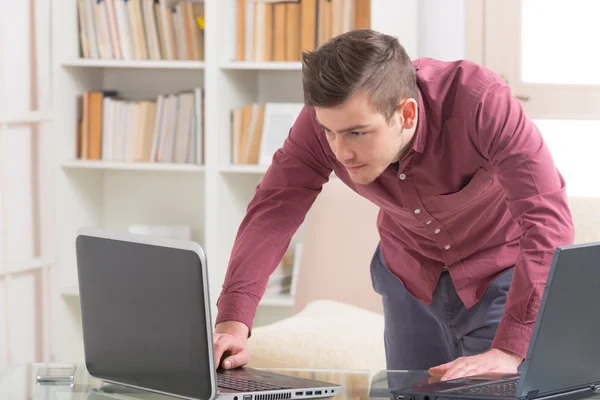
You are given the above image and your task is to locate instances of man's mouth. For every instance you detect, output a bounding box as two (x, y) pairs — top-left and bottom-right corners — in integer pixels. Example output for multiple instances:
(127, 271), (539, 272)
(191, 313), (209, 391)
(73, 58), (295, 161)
(345, 164), (365, 171)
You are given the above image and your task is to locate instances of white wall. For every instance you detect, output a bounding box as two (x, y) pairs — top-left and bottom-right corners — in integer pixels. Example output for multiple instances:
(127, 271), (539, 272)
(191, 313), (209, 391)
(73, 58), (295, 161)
(373, 0), (468, 61)
(417, 0), (466, 61)
(371, 0), (419, 59)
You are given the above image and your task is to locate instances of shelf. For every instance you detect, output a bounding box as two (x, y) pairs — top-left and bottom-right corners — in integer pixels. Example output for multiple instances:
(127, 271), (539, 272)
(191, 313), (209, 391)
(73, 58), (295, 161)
(60, 160), (205, 173)
(220, 61), (302, 71)
(219, 165), (269, 174)
(260, 294), (295, 307)
(61, 284), (294, 307)
(61, 59), (205, 70)
(60, 286), (80, 297)
(1, 111), (53, 125)
(1, 256), (55, 277)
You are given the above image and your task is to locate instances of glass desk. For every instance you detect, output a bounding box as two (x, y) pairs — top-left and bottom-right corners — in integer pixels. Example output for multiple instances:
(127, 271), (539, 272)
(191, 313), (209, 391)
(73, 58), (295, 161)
(0, 363), (433, 400)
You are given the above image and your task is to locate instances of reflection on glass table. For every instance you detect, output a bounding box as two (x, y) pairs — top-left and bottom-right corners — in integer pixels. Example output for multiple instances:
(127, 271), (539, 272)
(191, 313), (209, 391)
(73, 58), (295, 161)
(0, 363), (436, 400)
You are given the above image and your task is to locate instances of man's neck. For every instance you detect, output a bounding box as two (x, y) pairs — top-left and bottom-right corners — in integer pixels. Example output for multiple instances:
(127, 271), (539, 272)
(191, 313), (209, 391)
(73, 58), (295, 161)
(396, 127), (417, 162)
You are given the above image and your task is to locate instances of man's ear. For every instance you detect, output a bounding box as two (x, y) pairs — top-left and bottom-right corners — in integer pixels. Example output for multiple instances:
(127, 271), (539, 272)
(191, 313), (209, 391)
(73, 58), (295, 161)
(397, 98), (418, 129)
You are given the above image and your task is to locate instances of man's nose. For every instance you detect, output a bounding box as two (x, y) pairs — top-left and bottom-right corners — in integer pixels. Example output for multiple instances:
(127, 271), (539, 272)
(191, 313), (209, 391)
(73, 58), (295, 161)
(332, 135), (354, 162)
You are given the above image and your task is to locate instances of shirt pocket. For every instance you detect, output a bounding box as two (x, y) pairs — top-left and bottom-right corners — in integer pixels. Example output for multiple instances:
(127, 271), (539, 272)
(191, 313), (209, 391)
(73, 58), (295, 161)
(435, 167), (495, 212)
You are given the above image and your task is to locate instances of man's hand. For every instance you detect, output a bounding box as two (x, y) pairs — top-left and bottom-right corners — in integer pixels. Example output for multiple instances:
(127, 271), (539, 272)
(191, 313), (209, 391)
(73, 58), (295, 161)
(213, 321), (250, 370)
(428, 348), (522, 381)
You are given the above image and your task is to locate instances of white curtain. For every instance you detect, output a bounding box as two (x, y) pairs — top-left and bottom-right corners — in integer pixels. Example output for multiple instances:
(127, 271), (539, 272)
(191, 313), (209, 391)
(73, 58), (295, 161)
(0, 0), (54, 371)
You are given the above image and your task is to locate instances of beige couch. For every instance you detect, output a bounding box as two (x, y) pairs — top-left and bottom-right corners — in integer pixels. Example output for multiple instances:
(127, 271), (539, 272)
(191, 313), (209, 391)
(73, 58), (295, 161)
(246, 178), (600, 370)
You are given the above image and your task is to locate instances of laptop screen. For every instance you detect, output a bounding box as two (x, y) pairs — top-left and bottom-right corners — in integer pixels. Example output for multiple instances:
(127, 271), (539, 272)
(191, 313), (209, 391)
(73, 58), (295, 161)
(75, 231), (215, 400)
(519, 243), (600, 397)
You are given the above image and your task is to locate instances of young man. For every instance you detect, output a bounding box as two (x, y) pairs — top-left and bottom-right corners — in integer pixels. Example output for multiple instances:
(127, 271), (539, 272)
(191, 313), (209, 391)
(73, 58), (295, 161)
(212, 30), (574, 381)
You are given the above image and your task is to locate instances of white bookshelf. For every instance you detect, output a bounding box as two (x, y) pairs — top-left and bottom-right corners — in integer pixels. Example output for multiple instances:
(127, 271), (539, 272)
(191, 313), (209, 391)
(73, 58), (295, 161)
(220, 62), (302, 71)
(60, 160), (205, 173)
(0, 111), (54, 125)
(61, 59), (205, 70)
(219, 164), (270, 174)
(50, 0), (416, 363)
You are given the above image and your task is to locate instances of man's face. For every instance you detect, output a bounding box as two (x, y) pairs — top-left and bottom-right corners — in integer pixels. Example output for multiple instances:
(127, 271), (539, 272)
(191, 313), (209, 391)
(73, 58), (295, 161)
(315, 92), (411, 185)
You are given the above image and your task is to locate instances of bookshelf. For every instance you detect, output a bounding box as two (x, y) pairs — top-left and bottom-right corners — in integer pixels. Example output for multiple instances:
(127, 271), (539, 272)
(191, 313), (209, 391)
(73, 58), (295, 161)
(62, 59), (206, 69)
(61, 160), (205, 172)
(50, 0), (416, 363)
(220, 61), (302, 71)
(219, 164), (270, 174)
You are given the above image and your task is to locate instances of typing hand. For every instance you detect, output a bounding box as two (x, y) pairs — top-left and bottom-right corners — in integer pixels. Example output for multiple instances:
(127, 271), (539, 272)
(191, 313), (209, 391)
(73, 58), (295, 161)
(213, 321), (250, 370)
(428, 348), (522, 381)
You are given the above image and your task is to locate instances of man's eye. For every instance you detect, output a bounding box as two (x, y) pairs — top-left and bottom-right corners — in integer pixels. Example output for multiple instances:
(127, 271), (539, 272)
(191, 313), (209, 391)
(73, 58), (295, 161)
(350, 131), (365, 137)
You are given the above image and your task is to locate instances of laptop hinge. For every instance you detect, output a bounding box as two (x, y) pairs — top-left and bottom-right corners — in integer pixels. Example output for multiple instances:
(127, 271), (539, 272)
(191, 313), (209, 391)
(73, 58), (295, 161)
(527, 390), (539, 399)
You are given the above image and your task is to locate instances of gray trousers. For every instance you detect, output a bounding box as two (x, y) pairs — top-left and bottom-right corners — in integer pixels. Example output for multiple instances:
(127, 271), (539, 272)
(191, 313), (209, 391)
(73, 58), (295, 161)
(370, 243), (513, 371)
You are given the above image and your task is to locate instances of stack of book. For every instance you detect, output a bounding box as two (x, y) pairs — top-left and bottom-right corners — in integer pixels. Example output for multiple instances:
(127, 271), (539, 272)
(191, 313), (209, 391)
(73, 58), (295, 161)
(231, 102), (304, 165)
(236, 0), (371, 62)
(77, 0), (204, 61)
(76, 88), (204, 164)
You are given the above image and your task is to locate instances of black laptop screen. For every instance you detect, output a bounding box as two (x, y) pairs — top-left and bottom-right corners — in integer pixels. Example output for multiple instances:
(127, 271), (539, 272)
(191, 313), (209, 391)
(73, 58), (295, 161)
(75, 234), (214, 400)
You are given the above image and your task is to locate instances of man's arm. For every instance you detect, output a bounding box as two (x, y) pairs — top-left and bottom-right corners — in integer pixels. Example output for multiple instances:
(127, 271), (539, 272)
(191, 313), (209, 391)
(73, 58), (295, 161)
(430, 70), (575, 381)
(472, 73), (575, 358)
(215, 106), (333, 335)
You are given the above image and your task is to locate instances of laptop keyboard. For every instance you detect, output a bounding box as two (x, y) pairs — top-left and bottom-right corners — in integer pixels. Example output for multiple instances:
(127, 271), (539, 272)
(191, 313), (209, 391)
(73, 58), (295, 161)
(447, 379), (518, 396)
(217, 372), (292, 392)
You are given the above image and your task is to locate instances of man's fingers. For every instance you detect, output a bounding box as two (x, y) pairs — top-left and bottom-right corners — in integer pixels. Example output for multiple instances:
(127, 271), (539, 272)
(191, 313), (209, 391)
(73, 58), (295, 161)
(443, 363), (491, 381)
(446, 368), (478, 381)
(441, 362), (470, 381)
(213, 343), (225, 368)
(213, 334), (249, 369)
(213, 336), (235, 368)
(223, 349), (250, 370)
(428, 365), (446, 376)
(428, 360), (458, 376)
(434, 349), (520, 381)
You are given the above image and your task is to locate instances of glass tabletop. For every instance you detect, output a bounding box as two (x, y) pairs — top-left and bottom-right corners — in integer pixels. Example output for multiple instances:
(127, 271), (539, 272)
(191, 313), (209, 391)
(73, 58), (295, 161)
(0, 363), (432, 400)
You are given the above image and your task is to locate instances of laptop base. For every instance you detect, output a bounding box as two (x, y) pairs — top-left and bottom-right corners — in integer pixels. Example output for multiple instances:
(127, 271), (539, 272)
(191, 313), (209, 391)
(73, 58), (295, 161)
(216, 368), (343, 400)
(392, 373), (599, 400)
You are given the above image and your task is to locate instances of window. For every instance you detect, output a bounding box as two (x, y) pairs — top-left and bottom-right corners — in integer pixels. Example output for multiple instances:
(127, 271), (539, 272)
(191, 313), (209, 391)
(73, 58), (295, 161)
(0, 0), (53, 370)
(470, 0), (600, 197)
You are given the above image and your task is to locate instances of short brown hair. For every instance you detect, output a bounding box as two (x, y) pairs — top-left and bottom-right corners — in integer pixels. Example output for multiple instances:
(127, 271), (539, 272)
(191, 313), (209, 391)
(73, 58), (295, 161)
(301, 29), (418, 121)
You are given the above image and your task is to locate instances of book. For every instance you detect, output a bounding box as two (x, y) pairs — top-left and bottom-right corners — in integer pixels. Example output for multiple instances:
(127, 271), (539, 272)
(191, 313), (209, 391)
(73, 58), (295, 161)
(77, 88), (204, 164)
(77, 0), (205, 60)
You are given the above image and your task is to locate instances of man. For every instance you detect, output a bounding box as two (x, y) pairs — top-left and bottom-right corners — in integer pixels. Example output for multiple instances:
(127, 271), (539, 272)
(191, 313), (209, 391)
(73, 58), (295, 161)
(212, 29), (574, 381)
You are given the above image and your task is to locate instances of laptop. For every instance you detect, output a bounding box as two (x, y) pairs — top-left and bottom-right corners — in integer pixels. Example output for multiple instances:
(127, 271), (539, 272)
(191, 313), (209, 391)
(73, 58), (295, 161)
(369, 370), (431, 399)
(74, 227), (343, 400)
(392, 242), (600, 400)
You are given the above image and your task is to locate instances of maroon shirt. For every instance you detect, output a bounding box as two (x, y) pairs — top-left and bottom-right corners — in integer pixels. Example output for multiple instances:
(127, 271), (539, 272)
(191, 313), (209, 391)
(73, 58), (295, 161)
(216, 58), (575, 359)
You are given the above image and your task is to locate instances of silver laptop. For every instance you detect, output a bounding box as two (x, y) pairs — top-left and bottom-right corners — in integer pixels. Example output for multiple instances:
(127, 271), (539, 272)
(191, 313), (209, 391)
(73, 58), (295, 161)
(75, 227), (343, 400)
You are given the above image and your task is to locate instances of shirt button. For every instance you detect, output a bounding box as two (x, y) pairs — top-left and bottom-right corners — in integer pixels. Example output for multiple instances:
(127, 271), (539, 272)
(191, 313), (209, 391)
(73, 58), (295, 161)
(399, 173), (406, 180)
(444, 245), (451, 250)
(434, 228), (441, 234)
(425, 220), (432, 225)
(414, 209), (421, 214)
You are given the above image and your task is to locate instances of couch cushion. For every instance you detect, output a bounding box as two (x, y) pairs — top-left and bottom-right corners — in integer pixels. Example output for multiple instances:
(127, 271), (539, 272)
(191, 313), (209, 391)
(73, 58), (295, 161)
(247, 300), (386, 370)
